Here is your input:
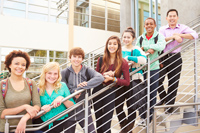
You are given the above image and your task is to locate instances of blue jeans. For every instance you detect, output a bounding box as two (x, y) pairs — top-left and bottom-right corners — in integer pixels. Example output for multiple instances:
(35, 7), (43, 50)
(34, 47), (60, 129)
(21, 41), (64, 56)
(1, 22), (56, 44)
(139, 69), (159, 122)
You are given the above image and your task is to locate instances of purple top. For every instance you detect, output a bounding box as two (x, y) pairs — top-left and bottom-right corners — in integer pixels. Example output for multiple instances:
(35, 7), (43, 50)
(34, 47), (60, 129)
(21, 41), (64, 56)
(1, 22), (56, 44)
(159, 24), (198, 53)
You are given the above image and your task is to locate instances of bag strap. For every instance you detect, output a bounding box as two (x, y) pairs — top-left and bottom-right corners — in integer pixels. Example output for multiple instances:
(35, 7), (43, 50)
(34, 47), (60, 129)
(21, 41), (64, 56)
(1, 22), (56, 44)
(1, 79), (8, 99)
(140, 34), (159, 47)
(1, 78), (33, 99)
(139, 36), (144, 47)
(154, 34), (159, 44)
(99, 56), (103, 72)
(25, 78), (33, 95)
(85, 67), (90, 81)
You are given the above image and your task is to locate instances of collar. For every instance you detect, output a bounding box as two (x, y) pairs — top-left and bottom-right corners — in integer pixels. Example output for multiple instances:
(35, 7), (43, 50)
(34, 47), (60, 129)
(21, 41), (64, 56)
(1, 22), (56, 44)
(166, 24), (180, 29)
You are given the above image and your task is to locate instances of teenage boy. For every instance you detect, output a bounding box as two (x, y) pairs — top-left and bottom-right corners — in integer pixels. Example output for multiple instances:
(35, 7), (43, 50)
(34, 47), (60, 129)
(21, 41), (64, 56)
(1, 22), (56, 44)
(61, 47), (104, 133)
(158, 9), (198, 113)
(136, 17), (166, 126)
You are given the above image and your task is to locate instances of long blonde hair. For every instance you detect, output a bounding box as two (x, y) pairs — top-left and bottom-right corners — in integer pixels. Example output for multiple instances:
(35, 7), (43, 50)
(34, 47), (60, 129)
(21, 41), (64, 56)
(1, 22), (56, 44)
(39, 62), (62, 96)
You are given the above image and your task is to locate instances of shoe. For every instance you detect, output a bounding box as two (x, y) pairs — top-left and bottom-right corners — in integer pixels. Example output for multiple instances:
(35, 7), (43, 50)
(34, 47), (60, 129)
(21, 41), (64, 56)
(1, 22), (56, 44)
(156, 100), (165, 106)
(137, 118), (146, 127)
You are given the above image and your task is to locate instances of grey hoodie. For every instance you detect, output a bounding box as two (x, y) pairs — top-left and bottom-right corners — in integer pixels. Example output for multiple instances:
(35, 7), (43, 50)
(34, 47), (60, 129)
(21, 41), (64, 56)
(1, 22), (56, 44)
(61, 65), (104, 121)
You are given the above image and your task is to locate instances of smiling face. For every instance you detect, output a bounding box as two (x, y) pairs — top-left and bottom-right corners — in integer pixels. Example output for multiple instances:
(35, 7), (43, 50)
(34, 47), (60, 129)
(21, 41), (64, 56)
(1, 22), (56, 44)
(9, 57), (26, 77)
(122, 32), (135, 46)
(70, 55), (83, 67)
(166, 11), (179, 27)
(107, 39), (119, 55)
(144, 19), (156, 35)
(45, 69), (59, 84)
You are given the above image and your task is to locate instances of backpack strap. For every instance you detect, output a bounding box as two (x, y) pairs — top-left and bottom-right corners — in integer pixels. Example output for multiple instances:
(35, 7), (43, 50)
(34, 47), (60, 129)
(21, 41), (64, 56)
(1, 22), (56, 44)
(25, 78), (33, 95)
(1, 79), (8, 99)
(139, 36), (144, 47)
(154, 34), (159, 44)
(85, 67), (91, 81)
(99, 56), (103, 72)
(64, 68), (70, 84)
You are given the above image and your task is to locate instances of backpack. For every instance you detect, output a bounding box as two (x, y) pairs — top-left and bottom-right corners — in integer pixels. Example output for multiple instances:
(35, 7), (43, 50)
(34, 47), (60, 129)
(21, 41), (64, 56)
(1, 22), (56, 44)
(139, 34), (159, 47)
(139, 34), (164, 66)
(1, 78), (33, 99)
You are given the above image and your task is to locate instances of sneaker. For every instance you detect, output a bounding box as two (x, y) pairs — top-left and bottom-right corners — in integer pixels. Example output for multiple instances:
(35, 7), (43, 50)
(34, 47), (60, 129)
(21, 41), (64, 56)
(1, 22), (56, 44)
(137, 118), (146, 127)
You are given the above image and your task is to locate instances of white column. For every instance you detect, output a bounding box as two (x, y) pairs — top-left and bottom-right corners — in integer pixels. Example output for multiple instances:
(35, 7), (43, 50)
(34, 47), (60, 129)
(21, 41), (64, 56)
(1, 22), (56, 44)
(149, 0), (153, 17)
(105, 0), (108, 31)
(89, 0), (92, 28)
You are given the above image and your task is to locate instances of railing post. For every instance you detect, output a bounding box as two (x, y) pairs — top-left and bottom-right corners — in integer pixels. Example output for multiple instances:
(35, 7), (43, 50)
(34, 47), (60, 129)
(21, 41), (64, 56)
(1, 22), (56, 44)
(92, 53), (95, 69)
(153, 108), (157, 133)
(84, 90), (88, 133)
(194, 39), (198, 125)
(146, 56), (150, 133)
(5, 119), (9, 133)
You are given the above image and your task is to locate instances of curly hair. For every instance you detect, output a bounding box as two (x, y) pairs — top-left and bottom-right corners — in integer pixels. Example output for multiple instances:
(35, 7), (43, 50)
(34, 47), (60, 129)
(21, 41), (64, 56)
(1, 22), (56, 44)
(38, 62), (62, 96)
(4, 50), (31, 72)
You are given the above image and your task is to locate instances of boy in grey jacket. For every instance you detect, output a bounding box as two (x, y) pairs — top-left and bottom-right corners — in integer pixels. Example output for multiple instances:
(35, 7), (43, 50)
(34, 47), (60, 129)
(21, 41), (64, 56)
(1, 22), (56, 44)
(61, 47), (104, 133)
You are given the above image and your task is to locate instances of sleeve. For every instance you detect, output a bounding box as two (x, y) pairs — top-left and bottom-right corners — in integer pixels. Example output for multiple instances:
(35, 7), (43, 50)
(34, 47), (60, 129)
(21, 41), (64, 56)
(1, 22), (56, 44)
(0, 82), (6, 117)
(159, 26), (166, 37)
(146, 34), (166, 52)
(116, 59), (130, 86)
(76, 67), (104, 90)
(31, 80), (41, 107)
(127, 47), (147, 64)
(182, 25), (198, 39)
(62, 83), (76, 104)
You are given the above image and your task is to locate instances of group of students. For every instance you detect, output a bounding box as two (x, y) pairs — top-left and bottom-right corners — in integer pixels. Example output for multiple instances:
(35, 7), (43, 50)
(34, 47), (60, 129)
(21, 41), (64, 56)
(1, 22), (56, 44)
(0, 8), (198, 133)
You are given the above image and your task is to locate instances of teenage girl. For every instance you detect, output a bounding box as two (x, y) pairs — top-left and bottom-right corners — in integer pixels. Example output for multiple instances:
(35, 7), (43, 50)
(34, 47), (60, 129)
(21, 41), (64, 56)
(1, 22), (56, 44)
(93, 35), (130, 133)
(116, 27), (147, 132)
(36, 62), (75, 133)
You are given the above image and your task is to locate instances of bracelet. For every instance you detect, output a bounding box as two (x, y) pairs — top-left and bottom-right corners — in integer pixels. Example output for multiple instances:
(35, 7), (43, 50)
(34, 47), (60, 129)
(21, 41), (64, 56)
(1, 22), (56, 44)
(113, 77), (115, 82)
(113, 77), (117, 83)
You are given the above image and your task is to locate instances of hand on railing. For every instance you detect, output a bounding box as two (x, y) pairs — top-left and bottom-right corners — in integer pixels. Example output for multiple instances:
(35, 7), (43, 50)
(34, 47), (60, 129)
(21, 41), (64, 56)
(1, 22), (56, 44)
(25, 105), (39, 119)
(41, 105), (51, 113)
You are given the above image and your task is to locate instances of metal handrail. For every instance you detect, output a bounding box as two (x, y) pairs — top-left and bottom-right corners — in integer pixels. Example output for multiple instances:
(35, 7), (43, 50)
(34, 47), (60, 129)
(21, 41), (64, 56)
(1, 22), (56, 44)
(4, 23), (200, 133)
(3, 37), (194, 126)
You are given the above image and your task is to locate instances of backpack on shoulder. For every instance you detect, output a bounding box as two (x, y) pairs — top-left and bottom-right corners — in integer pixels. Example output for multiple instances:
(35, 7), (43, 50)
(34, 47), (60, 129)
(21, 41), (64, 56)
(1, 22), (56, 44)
(1, 78), (33, 99)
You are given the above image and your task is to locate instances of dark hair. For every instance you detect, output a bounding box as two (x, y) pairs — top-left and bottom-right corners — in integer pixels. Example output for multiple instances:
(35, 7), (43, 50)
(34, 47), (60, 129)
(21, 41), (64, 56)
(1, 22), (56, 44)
(4, 50), (31, 72)
(166, 9), (178, 16)
(122, 27), (135, 39)
(69, 47), (85, 59)
(145, 17), (156, 25)
(102, 35), (123, 77)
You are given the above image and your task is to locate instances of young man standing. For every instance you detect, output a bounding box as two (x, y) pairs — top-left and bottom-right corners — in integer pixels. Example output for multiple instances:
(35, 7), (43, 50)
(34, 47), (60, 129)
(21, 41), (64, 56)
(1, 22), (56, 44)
(136, 17), (166, 125)
(61, 47), (104, 133)
(158, 9), (198, 113)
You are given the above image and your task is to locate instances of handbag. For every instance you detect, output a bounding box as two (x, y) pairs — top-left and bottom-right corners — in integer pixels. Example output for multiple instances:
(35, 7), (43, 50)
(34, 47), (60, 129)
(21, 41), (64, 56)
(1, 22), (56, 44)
(127, 79), (147, 110)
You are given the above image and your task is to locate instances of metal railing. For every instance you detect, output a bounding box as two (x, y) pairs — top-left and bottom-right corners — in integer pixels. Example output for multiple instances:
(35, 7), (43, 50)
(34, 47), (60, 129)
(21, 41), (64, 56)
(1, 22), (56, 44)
(153, 102), (200, 133)
(3, 34), (200, 132)
(2, 17), (200, 133)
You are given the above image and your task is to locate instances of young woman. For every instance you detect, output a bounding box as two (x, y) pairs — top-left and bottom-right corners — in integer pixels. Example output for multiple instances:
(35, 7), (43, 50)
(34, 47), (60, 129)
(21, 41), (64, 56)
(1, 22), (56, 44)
(36, 62), (75, 133)
(93, 35), (130, 133)
(117, 27), (147, 132)
(0, 50), (41, 133)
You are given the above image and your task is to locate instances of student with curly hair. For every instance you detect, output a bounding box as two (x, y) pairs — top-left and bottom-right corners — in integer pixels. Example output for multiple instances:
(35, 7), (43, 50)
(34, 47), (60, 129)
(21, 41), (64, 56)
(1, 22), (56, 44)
(0, 50), (41, 133)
